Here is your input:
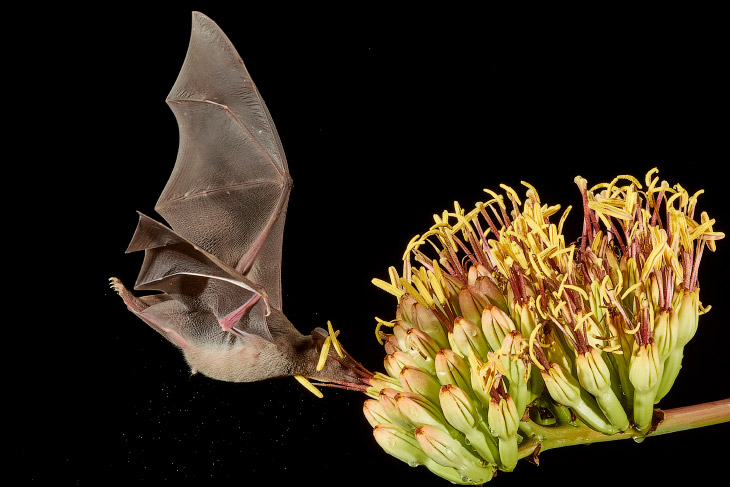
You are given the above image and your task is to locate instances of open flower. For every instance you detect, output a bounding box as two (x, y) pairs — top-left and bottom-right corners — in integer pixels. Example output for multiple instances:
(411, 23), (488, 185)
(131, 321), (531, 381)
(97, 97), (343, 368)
(366, 169), (723, 483)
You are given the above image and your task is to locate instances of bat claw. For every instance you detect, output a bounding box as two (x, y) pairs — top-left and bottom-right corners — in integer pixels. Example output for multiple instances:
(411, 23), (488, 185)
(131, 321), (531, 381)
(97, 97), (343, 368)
(109, 277), (148, 313)
(109, 277), (124, 294)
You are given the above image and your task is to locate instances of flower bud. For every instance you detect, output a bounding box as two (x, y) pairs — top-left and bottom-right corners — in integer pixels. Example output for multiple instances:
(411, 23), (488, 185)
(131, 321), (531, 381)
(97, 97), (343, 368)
(398, 294), (418, 324)
(629, 341), (661, 393)
(452, 317), (490, 361)
(364, 398), (390, 427)
(377, 388), (412, 429)
(653, 309), (679, 359)
(399, 367), (443, 407)
(414, 425), (494, 484)
(384, 351), (415, 379)
(435, 348), (472, 394)
(473, 275), (508, 313)
(395, 391), (449, 431)
(576, 347), (611, 395)
(541, 363), (581, 406)
(629, 341), (662, 434)
(439, 385), (499, 464)
(677, 289), (699, 346)
(487, 393), (519, 470)
(482, 304), (516, 352)
(366, 372), (403, 393)
(439, 384), (478, 432)
(576, 347), (629, 431)
(392, 322), (408, 351)
(406, 328), (439, 374)
(373, 424), (425, 466)
(542, 363), (618, 434)
(412, 303), (450, 349)
(512, 301), (537, 337)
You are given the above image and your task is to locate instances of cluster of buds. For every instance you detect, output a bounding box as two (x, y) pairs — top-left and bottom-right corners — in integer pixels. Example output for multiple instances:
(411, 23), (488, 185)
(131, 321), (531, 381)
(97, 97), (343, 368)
(365, 169), (722, 484)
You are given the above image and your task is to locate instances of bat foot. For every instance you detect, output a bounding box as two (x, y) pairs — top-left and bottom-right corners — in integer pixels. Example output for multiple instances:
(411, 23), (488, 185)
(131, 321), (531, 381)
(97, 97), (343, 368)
(109, 277), (148, 313)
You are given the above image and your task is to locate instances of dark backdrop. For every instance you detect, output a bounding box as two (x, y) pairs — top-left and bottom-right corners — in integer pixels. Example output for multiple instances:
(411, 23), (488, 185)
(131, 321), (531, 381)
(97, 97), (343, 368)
(23, 5), (728, 485)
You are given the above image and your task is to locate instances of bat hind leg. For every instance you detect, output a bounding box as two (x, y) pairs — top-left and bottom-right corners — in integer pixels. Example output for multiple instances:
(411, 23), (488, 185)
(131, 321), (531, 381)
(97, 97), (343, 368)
(109, 277), (149, 313)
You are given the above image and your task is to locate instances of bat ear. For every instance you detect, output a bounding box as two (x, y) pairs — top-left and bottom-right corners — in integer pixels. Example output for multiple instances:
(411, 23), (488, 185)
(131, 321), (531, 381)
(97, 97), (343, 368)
(311, 327), (328, 347)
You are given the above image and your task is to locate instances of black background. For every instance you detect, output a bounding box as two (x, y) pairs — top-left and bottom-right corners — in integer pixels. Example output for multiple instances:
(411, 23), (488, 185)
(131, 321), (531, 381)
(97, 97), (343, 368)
(21, 4), (728, 485)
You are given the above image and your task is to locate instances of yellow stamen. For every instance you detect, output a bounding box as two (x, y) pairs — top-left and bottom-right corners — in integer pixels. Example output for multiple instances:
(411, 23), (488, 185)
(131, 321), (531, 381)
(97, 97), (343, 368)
(327, 320), (344, 358)
(620, 281), (643, 300)
(400, 277), (430, 308)
(411, 273), (435, 307)
(388, 266), (400, 289)
(372, 278), (405, 298)
(294, 375), (323, 398)
(563, 284), (589, 302)
(402, 234), (422, 261)
(316, 336), (331, 371)
(528, 323), (546, 370)
(374, 317), (394, 345)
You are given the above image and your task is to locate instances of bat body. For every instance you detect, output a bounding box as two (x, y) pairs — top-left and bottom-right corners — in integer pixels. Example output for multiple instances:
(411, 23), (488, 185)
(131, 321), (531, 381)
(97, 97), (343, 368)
(111, 12), (358, 386)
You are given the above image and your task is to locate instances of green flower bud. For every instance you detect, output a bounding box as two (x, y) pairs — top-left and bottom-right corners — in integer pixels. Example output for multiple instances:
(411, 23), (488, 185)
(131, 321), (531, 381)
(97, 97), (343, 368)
(364, 398), (391, 427)
(435, 348), (473, 395)
(487, 394), (519, 439)
(377, 388), (412, 430)
(488, 393), (519, 470)
(453, 317), (490, 361)
(439, 384), (498, 463)
(542, 362), (618, 434)
(576, 347), (629, 431)
(677, 289), (699, 346)
(415, 425), (494, 484)
(629, 341), (662, 433)
(395, 391), (450, 431)
(405, 328), (439, 374)
(541, 362), (581, 406)
(512, 301), (538, 337)
(373, 424), (467, 484)
(400, 366), (442, 405)
(373, 424), (425, 465)
(482, 304), (516, 352)
(653, 309), (679, 360)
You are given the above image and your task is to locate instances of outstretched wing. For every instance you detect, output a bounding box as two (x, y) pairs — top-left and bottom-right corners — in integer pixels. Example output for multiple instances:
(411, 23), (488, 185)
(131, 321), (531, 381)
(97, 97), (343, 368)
(156, 11), (291, 311)
(124, 12), (291, 343)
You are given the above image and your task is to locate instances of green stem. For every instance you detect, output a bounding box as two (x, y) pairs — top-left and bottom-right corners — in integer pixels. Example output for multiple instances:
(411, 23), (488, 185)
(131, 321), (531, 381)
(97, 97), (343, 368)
(518, 398), (730, 459)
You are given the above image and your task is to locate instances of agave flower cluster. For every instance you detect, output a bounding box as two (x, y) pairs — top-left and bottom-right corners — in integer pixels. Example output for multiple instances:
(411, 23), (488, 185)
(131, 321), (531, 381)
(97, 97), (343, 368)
(364, 169), (723, 484)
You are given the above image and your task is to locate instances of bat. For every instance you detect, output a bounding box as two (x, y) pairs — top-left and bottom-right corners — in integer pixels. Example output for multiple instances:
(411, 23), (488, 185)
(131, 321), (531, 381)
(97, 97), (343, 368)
(110, 11), (360, 387)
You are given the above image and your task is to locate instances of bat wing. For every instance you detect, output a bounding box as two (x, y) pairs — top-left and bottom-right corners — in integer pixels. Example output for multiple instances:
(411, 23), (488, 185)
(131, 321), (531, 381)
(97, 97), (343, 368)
(125, 12), (291, 342)
(127, 212), (271, 341)
(157, 11), (291, 310)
